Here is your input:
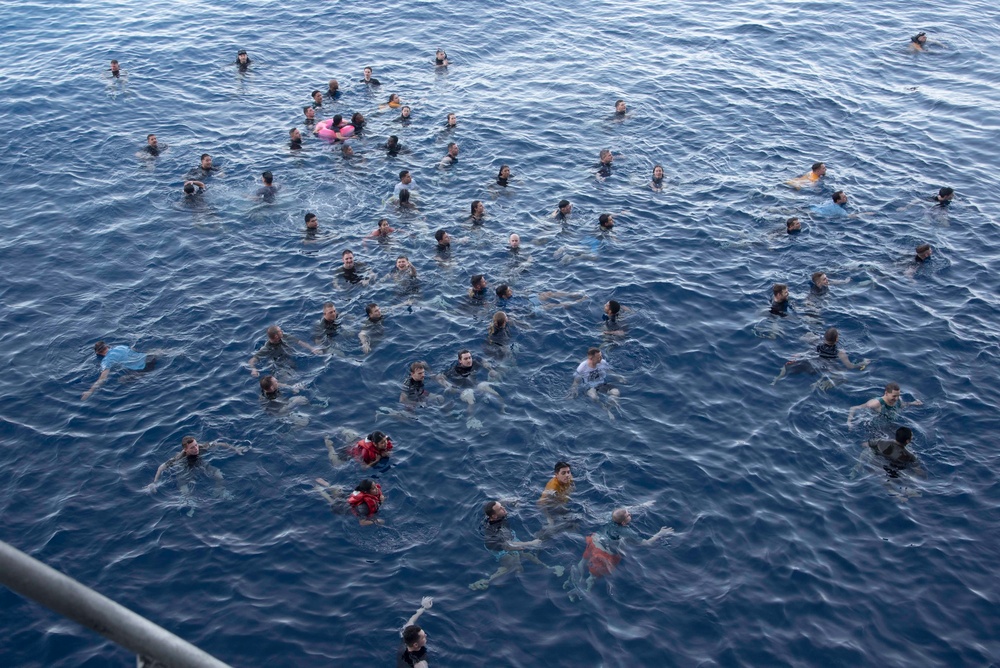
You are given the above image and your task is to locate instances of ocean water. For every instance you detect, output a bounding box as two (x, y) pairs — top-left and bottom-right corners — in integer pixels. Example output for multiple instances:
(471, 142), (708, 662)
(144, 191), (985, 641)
(1, 0), (999, 666)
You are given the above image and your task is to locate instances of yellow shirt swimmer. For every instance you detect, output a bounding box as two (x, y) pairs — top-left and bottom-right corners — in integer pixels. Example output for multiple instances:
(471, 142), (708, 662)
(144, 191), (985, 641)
(787, 161), (827, 189)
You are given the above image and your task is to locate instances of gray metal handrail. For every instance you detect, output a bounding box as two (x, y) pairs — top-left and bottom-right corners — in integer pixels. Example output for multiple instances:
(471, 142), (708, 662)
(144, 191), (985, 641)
(0, 539), (231, 668)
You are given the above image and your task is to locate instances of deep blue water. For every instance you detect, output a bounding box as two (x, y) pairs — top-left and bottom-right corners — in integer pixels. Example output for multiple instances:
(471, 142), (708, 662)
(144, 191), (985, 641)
(2, 0), (999, 666)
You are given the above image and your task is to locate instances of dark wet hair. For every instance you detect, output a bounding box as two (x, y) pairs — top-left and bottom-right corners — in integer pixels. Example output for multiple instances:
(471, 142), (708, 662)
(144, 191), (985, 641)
(554, 461), (571, 473)
(332, 114), (343, 127)
(607, 300), (621, 315)
(342, 249), (354, 258)
(458, 349), (471, 359)
(200, 153), (210, 161)
(409, 360), (427, 373)
(305, 212), (316, 224)
(885, 382), (901, 392)
(483, 500), (499, 517)
(470, 274), (485, 287)
(386, 135), (399, 148)
(351, 112), (365, 128)
(787, 217), (801, 228)
(587, 347), (601, 357)
(496, 284), (510, 298)
(558, 200), (571, 209)
(599, 213), (613, 227)
(262, 171), (273, 184)
(916, 243), (931, 254)
(812, 271), (826, 284)
(398, 188), (411, 204)
(237, 49), (247, 56)
(182, 436), (196, 446)
(399, 170), (409, 180)
(356, 479), (377, 494)
(832, 190), (845, 203)
(434, 229), (447, 242)
(772, 283), (787, 296)
(367, 431), (387, 444)
(403, 626), (422, 647)
(259, 375), (278, 395)
(184, 183), (195, 194)
(938, 187), (953, 198)
(94, 341), (108, 354)
(911, 32), (926, 43)
(266, 325), (281, 339)
(811, 162), (825, 172)
(311, 90), (321, 98)
(824, 328), (839, 344)
(146, 133), (155, 141)
(365, 303), (379, 317)
(895, 426), (913, 444)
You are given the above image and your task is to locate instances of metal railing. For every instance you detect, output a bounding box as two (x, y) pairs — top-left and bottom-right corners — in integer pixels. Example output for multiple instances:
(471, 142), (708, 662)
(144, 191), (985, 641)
(0, 539), (231, 668)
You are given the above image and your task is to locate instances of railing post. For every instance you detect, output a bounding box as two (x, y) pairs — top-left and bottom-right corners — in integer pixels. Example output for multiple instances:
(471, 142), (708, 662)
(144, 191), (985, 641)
(0, 540), (231, 668)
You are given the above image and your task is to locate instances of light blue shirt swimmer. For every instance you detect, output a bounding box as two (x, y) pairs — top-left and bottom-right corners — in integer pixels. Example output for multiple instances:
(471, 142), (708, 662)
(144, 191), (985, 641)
(811, 190), (850, 218)
(82, 341), (156, 400)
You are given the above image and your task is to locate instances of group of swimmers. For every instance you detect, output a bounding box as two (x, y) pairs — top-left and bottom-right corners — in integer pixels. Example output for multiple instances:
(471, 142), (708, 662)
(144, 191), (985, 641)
(91, 35), (946, 664)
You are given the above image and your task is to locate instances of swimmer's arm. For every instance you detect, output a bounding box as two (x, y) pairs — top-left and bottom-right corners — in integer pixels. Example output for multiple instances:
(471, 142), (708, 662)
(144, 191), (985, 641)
(837, 350), (861, 370)
(402, 597), (434, 632)
(248, 354), (261, 377)
(359, 330), (371, 354)
(146, 454), (182, 491)
(506, 538), (543, 550)
(902, 398), (923, 408)
(847, 399), (879, 427)
(81, 369), (111, 400)
(288, 334), (322, 355)
(211, 441), (249, 455)
(184, 180), (205, 190)
(641, 527), (674, 545)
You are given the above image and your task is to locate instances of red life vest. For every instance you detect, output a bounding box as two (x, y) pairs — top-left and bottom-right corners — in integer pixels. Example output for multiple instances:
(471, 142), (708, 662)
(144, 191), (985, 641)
(351, 437), (393, 464)
(348, 484), (382, 516)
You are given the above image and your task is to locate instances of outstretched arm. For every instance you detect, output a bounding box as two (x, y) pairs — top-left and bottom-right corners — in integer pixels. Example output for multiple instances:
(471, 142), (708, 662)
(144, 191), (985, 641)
(402, 597), (434, 632)
(211, 441), (249, 455)
(81, 369), (111, 401)
(640, 527), (674, 545)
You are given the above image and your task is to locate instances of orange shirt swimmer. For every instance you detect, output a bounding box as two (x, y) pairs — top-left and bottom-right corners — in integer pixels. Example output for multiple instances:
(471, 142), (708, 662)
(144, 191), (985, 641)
(538, 461), (574, 507)
(787, 162), (827, 189)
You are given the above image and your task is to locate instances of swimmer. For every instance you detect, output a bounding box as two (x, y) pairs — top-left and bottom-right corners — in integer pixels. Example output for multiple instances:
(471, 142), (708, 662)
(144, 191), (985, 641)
(360, 66), (380, 86)
(811, 271), (851, 296)
(538, 461), (575, 513)
(650, 164), (664, 191)
(614, 99), (627, 117)
(848, 381), (923, 428)
(248, 325), (320, 377)
(350, 112), (365, 134)
(914, 243), (933, 263)
(144, 436), (248, 497)
(434, 49), (449, 67)
(932, 187), (954, 206)
(597, 149), (615, 179)
(398, 597), (434, 668)
(785, 217), (802, 234)
(909, 32), (928, 51)
(810, 190), (853, 218)
(496, 164), (511, 187)
(258, 375), (308, 413)
(325, 430), (393, 467)
(367, 218), (396, 239)
(311, 90), (323, 107)
(143, 134), (164, 157)
(437, 350), (501, 400)
(253, 171), (279, 203)
(183, 180), (205, 197)
(385, 93), (402, 109)
(469, 501), (563, 590)
(235, 49), (250, 71)
(312, 301), (341, 344)
(598, 213), (615, 232)
(186, 154), (216, 181)
(567, 508), (673, 599)
(393, 170), (416, 198)
(551, 199), (573, 221)
(303, 211), (319, 233)
(569, 348), (623, 416)
(359, 303), (385, 354)
(603, 299), (629, 335)
(397, 105), (412, 124)
(340, 144), (354, 159)
(388, 255), (417, 282)
(397, 188), (415, 209)
(495, 284), (586, 312)
(303, 106), (316, 127)
(508, 233), (520, 251)
(486, 311), (515, 349)
(867, 426), (920, 469)
(439, 142), (459, 168)
(434, 229), (455, 253)
(338, 249), (372, 286)
(82, 341), (158, 400)
(469, 200), (486, 224)
(289, 128), (303, 150)
(347, 479), (385, 526)
(110, 59), (121, 78)
(400, 361), (442, 407)
(772, 327), (870, 386)
(770, 283), (790, 317)
(445, 113), (458, 128)
(326, 79), (340, 99)
(385, 135), (404, 157)
(787, 162), (827, 189)
(469, 274), (489, 300)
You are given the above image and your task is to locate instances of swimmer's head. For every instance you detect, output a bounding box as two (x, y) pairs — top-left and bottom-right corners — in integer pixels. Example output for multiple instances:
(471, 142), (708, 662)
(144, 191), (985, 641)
(435, 229), (450, 244)
(508, 233), (520, 249)
(895, 426), (913, 445)
(606, 300), (621, 316)
(399, 170), (411, 184)
(182, 436), (200, 456)
(483, 500), (506, 520)
(400, 106), (411, 118)
(395, 255), (410, 270)
(356, 479), (378, 495)
(184, 183), (195, 194)
(341, 145), (353, 158)
(937, 186), (954, 202)
(388, 93), (401, 106)
(305, 212), (317, 228)
(351, 112), (365, 128)
(304, 106), (315, 118)
(811, 162), (826, 176)
(397, 188), (411, 205)
(491, 311), (508, 329)
(612, 508), (631, 525)
(327, 79), (339, 93)
(470, 274), (487, 291)
(615, 99), (626, 114)
(342, 249), (355, 267)
(884, 382), (901, 398)
(471, 200), (484, 216)
(363, 66), (373, 78)
(772, 283), (788, 299)
(110, 60), (120, 72)
(458, 349), (473, 367)
(652, 164), (664, 181)
(200, 154), (212, 169)
(786, 217), (801, 233)
(237, 49), (248, 60)
(386, 135), (399, 148)
(554, 461), (572, 483)
(599, 213), (614, 229)
(367, 431), (389, 449)
(147, 134), (157, 147)
(289, 128), (301, 141)
(916, 243), (932, 260)
(812, 271), (828, 288)
(365, 303), (382, 321)
(311, 90), (323, 105)
(599, 149), (613, 164)
(496, 284), (513, 299)
(322, 301), (336, 320)
(558, 199), (572, 214)
(447, 113), (457, 126)
(446, 142), (459, 158)
(261, 171), (273, 185)
(94, 341), (109, 356)
(435, 49), (448, 63)
(911, 32), (927, 44)
(259, 375), (279, 396)
(832, 190), (847, 205)
(266, 325), (283, 343)
(402, 625), (426, 652)
(409, 361), (427, 379)
(587, 347), (602, 363)
(824, 327), (839, 344)
(497, 164), (510, 180)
